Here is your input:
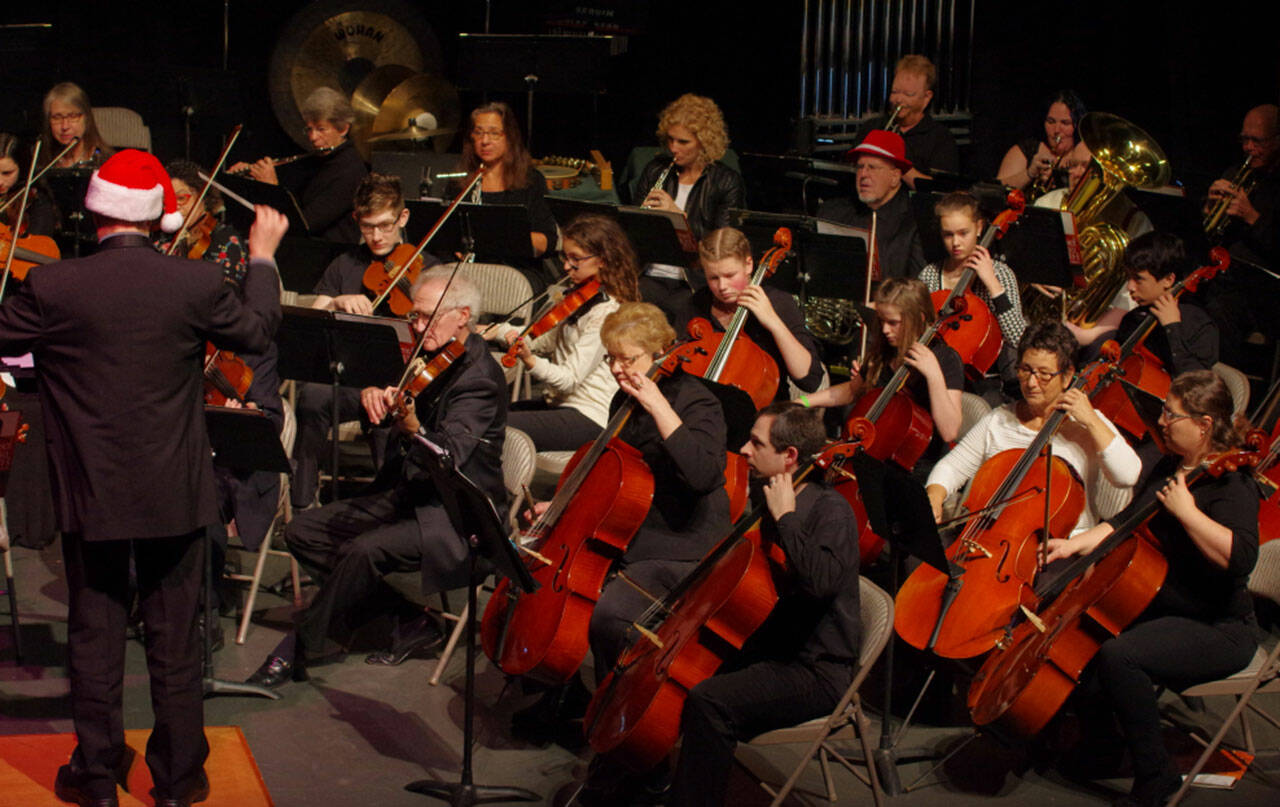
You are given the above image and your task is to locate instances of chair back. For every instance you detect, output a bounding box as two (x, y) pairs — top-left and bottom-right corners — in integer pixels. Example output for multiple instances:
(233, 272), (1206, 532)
(94, 106), (151, 152)
(1249, 539), (1280, 607)
(958, 392), (992, 443)
(852, 577), (894, 690)
(1212, 362), (1250, 418)
(502, 427), (537, 528)
(279, 398), (298, 459)
(449, 262), (536, 330)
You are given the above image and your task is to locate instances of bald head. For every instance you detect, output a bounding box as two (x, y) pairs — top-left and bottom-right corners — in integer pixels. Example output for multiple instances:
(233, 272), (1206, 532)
(1242, 105), (1280, 169)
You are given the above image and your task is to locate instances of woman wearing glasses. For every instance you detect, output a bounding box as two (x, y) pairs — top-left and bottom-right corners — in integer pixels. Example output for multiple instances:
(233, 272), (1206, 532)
(497, 214), (641, 452)
(456, 102), (558, 292)
(40, 82), (112, 169)
(925, 320), (1141, 530)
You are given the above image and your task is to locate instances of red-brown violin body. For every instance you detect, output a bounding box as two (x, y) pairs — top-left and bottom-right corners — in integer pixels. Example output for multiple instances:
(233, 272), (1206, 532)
(501, 278), (602, 368)
(362, 242), (425, 317)
(203, 342), (253, 406)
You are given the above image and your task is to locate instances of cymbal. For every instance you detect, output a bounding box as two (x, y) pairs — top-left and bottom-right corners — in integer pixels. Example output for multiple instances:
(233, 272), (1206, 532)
(368, 72), (460, 156)
(351, 64), (417, 157)
(268, 0), (443, 151)
(367, 125), (459, 144)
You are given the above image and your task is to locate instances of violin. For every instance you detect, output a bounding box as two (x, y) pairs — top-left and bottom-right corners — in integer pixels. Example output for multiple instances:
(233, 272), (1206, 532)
(930, 190), (1025, 379)
(179, 213), (218, 262)
(203, 343), (253, 406)
(1088, 248), (1229, 439)
(0, 222), (60, 282)
(967, 435), (1269, 737)
(584, 440), (860, 768)
(677, 228), (791, 410)
(892, 357), (1117, 659)
(501, 278), (602, 367)
(391, 338), (466, 418)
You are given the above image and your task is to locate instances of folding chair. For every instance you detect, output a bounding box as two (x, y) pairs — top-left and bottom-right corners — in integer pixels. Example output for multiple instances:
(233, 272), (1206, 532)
(428, 427), (536, 685)
(1166, 540), (1280, 805)
(226, 399), (303, 644)
(450, 262), (536, 401)
(742, 576), (893, 807)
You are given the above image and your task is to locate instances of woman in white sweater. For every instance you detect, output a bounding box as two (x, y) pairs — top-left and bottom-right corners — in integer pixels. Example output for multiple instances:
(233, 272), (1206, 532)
(499, 214), (641, 451)
(926, 320), (1141, 533)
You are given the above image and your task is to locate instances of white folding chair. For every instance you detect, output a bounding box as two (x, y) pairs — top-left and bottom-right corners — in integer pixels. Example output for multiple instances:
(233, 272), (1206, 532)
(1166, 540), (1280, 804)
(449, 262), (536, 401)
(94, 106), (151, 152)
(1212, 362), (1251, 419)
(226, 399), (303, 645)
(741, 576), (893, 807)
(958, 391), (993, 443)
(428, 427), (536, 685)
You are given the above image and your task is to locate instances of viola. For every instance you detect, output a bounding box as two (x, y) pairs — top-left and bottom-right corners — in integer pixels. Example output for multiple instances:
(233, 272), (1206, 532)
(967, 435), (1268, 738)
(181, 213), (219, 261)
(930, 189), (1025, 379)
(1089, 248), (1229, 439)
(0, 221), (60, 282)
(501, 278), (602, 368)
(677, 228), (791, 410)
(584, 440), (858, 768)
(893, 358), (1117, 659)
(203, 342), (253, 406)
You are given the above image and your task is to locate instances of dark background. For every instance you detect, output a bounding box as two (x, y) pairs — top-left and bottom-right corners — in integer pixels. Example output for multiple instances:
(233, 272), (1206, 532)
(2, 0), (1276, 200)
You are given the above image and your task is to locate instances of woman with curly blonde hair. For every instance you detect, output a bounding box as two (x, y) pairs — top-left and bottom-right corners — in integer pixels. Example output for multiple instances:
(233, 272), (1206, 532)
(635, 93), (746, 304)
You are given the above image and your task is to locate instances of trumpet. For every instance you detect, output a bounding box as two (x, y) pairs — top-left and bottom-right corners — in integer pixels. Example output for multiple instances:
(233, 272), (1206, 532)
(642, 156), (677, 206)
(1203, 155), (1255, 242)
(884, 104), (904, 134)
(228, 146), (335, 176)
(1029, 134), (1065, 199)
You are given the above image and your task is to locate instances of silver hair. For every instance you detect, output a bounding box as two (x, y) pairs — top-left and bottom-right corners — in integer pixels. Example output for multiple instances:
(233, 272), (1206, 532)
(411, 267), (483, 328)
(301, 87), (355, 127)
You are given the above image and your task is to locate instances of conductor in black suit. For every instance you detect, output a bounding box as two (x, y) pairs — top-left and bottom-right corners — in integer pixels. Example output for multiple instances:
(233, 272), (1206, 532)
(0, 149), (287, 807)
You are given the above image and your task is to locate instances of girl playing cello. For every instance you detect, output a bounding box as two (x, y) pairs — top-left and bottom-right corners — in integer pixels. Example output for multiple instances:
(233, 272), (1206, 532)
(1045, 370), (1260, 807)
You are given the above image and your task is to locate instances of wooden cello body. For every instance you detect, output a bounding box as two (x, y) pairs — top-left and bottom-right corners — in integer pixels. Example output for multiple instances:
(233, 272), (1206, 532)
(844, 386), (933, 470)
(931, 289), (1001, 377)
(481, 438), (654, 683)
(894, 449), (1085, 658)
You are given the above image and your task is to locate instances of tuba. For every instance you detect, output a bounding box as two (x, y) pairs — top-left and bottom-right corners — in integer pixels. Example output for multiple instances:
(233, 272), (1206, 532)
(1025, 112), (1171, 328)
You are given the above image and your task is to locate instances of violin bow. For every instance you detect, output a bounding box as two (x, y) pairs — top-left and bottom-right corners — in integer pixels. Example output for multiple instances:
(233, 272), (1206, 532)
(394, 253), (475, 388)
(0, 138), (78, 218)
(0, 141), (41, 303)
(166, 125), (243, 257)
(477, 276), (573, 340)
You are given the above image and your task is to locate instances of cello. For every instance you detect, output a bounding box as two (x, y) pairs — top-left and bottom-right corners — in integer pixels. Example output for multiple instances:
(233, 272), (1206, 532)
(677, 228), (791, 410)
(583, 438), (863, 769)
(892, 357), (1122, 658)
(967, 436), (1268, 737)
(1089, 248), (1230, 439)
(930, 189), (1026, 379)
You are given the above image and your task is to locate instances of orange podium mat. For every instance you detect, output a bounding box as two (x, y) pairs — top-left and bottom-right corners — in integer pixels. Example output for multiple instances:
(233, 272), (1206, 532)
(0, 726), (272, 807)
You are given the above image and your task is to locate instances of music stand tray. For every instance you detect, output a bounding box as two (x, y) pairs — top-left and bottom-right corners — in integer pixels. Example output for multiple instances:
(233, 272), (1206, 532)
(217, 174), (309, 236)
(404, 202), (533, 263)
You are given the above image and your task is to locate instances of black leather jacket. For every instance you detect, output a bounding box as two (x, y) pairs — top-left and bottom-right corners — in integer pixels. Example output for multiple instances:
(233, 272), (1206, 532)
(636, 158), (746, 240)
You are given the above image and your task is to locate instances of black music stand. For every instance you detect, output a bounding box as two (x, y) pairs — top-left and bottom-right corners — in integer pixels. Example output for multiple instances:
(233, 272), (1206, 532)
(1001, 205), (1078, 290)
(456, 33), (617, 150)
(217, 174), (309, 236)
(276, 306), (408, 502)
(44, 168), (94, 257)
(203, 406), (291, 700)
(404, 202), (532, 264)
(841, 451), (948, 795)
(1, 409), (24, 664)
(402, 432), (537, 807)
(273, 237), (349, 296)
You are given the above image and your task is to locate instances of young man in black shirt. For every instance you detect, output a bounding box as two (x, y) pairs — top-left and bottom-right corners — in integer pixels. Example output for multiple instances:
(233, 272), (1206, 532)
(1115, 231), (1219, 374)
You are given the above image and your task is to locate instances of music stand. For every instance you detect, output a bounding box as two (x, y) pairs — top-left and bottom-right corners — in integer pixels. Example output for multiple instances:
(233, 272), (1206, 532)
(276, 306), (408, 501)
(203, 406), (290, 700)
(404, 202), (532, 264)
(43, 168), (94, 257)
(841, 452), (948, 795)
(1001, 205), (1078, 290)
(217, 174), (309, 236)
(402, 432), (537, 807)
(1127, 187), (1212, 263)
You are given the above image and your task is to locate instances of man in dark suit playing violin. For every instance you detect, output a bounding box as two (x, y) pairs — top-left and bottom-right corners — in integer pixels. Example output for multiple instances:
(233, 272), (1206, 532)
(291, 173), (442, 510)
(0, 149), (286, 807)
(666, 402), (861, 807)
(248, 268), (507, 686)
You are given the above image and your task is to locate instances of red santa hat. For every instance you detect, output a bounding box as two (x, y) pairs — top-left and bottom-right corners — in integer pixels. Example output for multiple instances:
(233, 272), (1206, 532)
(84, 149), (184, 232)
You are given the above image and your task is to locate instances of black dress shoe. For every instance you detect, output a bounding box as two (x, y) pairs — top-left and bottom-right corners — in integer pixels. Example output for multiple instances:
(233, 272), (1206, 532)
(54, 765), (119, 807)
(246, 653), (306, 688)
(365, 613), (444, 666)
(152, 771), (210, 807)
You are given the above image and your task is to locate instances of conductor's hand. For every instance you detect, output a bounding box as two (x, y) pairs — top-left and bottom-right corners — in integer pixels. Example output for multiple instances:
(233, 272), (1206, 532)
(247, 205), (289, 261)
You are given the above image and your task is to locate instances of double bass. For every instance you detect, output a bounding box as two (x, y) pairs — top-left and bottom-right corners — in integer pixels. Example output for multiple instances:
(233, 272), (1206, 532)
(968, 437), (1267, 737)
(930, 189), (1026, 379)
(1089, 248), (1229, 439)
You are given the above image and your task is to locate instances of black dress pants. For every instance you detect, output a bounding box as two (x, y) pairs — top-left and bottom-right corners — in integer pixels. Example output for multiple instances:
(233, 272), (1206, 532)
(1092, 614), (1256, 782)
(506, 402), (600, 452)
(61, 530), (208, 801)
(588, 557), (697, 683)
(284, 486), (472, 658)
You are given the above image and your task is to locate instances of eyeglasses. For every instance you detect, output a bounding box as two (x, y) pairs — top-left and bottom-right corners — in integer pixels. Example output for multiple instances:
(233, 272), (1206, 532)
(854, 162), (893, 174)
(358, 219), (400, 235)
(603, 352), (648, 369)
(175, 192), (194, 205)
(50, 112), (84, 124)
(1160, 405), (1196, 423)
(408, 307), (460, 326)
(1015, 365), (1065, 383)
(557, 251), (597, 267)
(472, 128), (506, 141)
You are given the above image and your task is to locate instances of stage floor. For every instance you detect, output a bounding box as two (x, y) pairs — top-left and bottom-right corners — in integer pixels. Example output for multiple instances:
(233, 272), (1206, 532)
(3, 538), (1278, 806)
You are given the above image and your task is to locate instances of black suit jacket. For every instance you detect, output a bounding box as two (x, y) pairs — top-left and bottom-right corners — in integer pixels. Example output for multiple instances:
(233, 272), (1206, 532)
(0, 233), (281, 540)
